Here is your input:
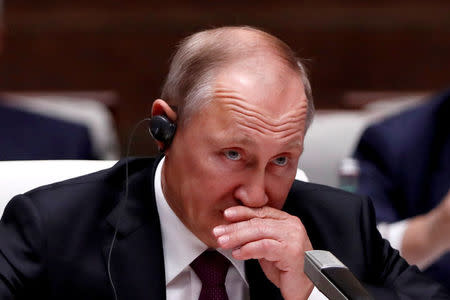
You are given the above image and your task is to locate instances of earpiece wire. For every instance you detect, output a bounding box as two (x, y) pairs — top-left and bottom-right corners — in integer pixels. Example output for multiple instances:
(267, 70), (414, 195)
(107, 118), (152, 300)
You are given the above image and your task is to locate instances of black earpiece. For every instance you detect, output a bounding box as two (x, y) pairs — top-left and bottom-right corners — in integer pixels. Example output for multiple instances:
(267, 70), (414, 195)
(149, 115), (177, 147)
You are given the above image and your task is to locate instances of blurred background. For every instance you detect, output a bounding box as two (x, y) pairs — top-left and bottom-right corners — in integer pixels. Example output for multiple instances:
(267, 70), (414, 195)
(2, 1), (449, 288)
(1, 0), (449, 166)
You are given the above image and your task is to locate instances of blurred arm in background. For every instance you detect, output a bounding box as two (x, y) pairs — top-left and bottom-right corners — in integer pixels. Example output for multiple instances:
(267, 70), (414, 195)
(354, 88), (450, 288)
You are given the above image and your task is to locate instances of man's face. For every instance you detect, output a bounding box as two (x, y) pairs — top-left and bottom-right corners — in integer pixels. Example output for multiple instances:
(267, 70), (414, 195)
(162, 59), (308, 247)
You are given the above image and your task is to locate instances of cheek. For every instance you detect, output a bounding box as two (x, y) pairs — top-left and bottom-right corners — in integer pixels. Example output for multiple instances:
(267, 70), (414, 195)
(183, 158), (239, 211)
(192, 151), (241, 188)
(266, 178), (294, 210)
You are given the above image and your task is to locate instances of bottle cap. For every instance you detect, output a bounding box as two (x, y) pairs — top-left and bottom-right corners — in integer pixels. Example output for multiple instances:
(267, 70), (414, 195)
(339, 158), (360, 176)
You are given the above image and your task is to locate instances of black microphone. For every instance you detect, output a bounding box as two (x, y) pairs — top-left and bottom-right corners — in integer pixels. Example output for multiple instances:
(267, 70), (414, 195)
(304, 250), (373, 300)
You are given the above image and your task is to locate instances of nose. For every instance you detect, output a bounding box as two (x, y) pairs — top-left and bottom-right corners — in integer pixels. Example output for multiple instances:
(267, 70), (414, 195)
(234, 171), (269, 208)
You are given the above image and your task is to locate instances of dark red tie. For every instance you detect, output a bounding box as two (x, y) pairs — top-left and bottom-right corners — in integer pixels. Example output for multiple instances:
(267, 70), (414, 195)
(190, 250), (230, 300)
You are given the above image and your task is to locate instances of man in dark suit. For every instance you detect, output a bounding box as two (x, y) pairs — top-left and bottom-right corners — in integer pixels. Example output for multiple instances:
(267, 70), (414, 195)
(0, 1), (95, 161)
(354, 89), (450, 290)
(0, 104), (95, 160)
(0, 26), (448, 299)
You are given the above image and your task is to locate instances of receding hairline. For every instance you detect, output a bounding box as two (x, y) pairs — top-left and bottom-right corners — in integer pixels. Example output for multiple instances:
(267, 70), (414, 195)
(160, 25), (314, 128)
(188, 26), (302, 72)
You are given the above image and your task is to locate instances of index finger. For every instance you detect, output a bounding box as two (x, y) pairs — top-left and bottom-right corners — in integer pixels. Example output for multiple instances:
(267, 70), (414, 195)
(224, 205), (290, 222)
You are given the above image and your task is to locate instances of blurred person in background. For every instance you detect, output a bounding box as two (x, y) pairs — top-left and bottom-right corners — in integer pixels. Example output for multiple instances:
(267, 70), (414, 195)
(354, 88), (450, 289)
(0, 104), (96, 160)
(0, 0), (97, 160)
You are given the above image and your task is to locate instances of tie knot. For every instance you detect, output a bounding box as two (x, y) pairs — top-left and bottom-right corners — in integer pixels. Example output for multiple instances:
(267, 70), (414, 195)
(190, 250), (230, 286)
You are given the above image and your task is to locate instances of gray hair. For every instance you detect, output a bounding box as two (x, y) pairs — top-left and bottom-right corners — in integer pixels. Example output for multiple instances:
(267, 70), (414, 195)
(161, 26), (314, 129)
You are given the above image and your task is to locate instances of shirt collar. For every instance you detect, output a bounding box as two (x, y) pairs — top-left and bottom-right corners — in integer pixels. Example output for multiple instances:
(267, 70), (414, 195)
(154, 156), (248, 286)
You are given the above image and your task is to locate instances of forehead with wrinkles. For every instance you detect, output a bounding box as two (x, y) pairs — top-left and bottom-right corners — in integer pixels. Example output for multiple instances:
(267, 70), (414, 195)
(200, 56), (308, 143)
(215, 98), (306, 146)
(213, 56), (307, 119)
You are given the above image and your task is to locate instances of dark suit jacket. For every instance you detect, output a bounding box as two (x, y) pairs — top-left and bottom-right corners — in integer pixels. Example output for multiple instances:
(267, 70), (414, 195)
(0, 104), (95, 160)
(354, 89), (450, 289)
(0, 157), (448, 299)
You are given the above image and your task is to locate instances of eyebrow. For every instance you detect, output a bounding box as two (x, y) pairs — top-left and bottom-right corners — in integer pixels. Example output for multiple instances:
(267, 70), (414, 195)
(207, 134), (303, 152)
(205, 134), (255, 148)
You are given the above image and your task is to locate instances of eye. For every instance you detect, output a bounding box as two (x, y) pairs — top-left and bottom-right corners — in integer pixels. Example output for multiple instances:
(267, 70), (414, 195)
(224, 150), (241, 161)
(272, 156), (288, 166)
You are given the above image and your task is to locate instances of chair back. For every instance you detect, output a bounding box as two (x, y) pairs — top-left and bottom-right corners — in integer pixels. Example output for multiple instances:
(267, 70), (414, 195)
(0, 160), (117, 216)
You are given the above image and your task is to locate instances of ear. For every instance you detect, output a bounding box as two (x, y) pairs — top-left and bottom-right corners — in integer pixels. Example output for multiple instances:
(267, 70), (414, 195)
(151, 99), (177, 151)
(151, 99), (177, 121)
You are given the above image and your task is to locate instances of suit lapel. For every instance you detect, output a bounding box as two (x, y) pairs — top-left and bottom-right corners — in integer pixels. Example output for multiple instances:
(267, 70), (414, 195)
(103, 156), (166, 300)
(245, 259), (283, 300)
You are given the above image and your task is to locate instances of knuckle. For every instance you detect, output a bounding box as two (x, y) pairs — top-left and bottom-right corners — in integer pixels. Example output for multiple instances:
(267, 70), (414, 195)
(288, 215), (302, 226)
(248, 218), (271, 236)
(248, 217), (261, 228)
(282, 242), (291, 255)
(231, 222), (241, 232)
(255, 207), (266, 218)
(259, 224), (270, 236)
(286, 216), (304, 232)
(261, 239), (272, 250)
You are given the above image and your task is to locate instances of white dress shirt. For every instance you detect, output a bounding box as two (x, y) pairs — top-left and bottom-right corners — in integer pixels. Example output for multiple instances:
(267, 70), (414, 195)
(154, 157), (327, 300)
